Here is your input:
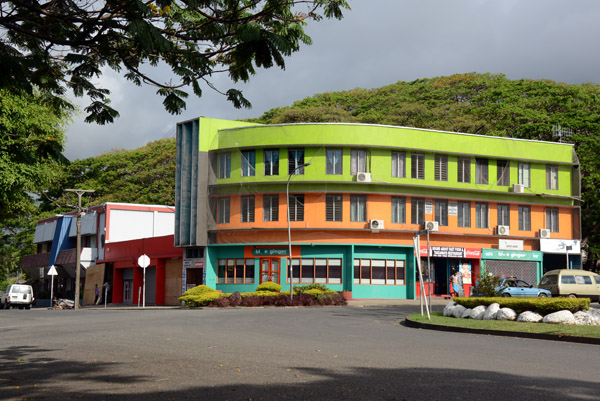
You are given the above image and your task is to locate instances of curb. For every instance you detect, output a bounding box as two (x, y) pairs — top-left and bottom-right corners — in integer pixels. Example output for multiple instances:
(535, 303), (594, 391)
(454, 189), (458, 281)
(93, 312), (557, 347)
(404, 316), (600, 345)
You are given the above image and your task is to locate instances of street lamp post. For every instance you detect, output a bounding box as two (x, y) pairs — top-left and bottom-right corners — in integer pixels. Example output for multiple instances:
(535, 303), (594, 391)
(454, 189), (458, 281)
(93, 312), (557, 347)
(65, 189), (94, 310)
(287, 161), (311, 300)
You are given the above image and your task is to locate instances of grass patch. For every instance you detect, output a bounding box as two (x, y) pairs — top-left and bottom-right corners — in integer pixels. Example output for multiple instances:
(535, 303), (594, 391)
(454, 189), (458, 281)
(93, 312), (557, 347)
(408, 312), (600, 339)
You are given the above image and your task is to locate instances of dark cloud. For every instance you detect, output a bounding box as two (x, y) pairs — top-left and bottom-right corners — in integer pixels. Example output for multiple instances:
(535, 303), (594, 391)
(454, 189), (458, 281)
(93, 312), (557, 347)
(64, 0), (600, 160)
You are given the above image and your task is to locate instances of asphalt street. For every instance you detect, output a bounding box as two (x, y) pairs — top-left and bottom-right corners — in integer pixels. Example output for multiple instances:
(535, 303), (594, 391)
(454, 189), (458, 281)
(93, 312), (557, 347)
(1, 305), (599, 401)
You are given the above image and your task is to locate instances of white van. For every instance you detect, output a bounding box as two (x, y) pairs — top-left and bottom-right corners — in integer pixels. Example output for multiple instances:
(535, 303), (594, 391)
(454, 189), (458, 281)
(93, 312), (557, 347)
(538, 269), (600, 302)
(1, 284), (35, 309)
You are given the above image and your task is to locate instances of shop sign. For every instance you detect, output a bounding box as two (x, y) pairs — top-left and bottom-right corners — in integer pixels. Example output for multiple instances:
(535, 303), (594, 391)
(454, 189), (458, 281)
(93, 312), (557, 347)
(419, 246), (481, 259)
(183, 258), (204, 268)
(195, 261), (204, 268)
(499, 239), (524, 251)
(252, 248), (289, 256)
(540, 239), (581, 254)
(481, 249), (542, 261)
(425, 200), (433, 214)
(448, 202), (458, 216)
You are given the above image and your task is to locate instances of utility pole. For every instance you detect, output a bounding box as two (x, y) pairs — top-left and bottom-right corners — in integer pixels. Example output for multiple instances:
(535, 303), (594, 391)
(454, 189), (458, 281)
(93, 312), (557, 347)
(65, 189), (94, 310)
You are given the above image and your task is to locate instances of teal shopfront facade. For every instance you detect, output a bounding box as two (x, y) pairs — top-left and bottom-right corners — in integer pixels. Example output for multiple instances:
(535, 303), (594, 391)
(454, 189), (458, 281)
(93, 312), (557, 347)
(202, 244), (416, 299)
(481, 249), (544, 285)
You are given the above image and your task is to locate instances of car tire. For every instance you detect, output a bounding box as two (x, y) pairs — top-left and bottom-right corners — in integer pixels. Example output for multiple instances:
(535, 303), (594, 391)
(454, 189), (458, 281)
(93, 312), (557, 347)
(25, 304), (31, 310)
(502, 293), (511, 297)
(568, 294), (577, 299)
(538, 293), (548, 297)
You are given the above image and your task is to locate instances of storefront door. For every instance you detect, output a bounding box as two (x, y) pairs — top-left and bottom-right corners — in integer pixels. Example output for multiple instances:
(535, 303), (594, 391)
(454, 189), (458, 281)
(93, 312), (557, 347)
(123, 279), (133, 304)
(260, 259), (280, 284)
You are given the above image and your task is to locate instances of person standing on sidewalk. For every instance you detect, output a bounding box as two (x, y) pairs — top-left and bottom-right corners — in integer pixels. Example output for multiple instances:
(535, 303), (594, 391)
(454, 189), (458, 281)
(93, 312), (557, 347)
(94, 284), (100, 305)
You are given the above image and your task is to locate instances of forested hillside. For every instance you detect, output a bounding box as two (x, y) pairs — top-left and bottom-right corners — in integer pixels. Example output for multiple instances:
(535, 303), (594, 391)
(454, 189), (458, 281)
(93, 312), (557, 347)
(36, 73), (600, 267)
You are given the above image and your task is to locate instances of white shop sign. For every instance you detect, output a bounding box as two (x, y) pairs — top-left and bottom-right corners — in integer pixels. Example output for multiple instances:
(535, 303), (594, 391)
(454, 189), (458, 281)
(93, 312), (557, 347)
(499, 239), (524, 251)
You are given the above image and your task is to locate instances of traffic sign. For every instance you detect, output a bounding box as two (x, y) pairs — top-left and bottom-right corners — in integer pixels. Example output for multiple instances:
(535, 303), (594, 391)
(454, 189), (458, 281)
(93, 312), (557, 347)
(138, 254), (150, 268)
(48, 265), (58, 276)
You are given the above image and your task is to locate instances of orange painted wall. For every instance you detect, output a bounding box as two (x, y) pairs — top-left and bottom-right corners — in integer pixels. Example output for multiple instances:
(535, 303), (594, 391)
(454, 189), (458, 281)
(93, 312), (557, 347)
(214, 193), (575, 242)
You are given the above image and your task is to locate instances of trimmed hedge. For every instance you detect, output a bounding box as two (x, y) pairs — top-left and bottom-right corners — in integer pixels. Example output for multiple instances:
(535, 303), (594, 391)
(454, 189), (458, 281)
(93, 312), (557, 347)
(179, 285), (225, 307)
(454, 296), (590, 315)
(255, 282), (282, 292)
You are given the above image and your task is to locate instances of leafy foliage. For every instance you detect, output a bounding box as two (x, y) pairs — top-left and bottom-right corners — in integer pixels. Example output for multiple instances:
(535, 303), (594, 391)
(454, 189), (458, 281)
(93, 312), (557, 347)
(471, 265), (503, 297)
(40, 138), (178, 213)
(254, 281), (282, 292)
(0, 0), (349, 124)
(454, 297), (590, 315)
(253, 73), (600, 263)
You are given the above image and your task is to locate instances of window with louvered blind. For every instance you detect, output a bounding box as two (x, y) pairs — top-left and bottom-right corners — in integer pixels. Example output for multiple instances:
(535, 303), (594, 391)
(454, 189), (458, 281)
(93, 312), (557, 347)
(241, 196), (255, 223)
(288, 194), (304, 221)
(434, 154), (448, 181)
(263, 194), (279, 222)
(218, 197), (230, 224)
(326, 194), (343, 222)
(391, 197), (406, 224)
(497, 204), (510, 227)
(518, 205), (531, 231)
(475, 158), (488, 184)
(411, 153), (425, 179)
(288, 149), (305, 175)
(350, 195), (367, 222)
(457, 157), (470, 183)
(497, 160), (510, 186)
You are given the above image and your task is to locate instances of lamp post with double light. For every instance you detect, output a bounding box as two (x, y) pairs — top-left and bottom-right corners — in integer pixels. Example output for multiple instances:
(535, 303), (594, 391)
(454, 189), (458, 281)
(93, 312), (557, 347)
(287, 161), (311, 300)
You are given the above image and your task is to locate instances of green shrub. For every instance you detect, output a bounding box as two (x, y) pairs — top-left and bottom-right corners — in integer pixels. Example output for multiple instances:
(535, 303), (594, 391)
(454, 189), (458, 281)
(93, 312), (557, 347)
(455, 296), (590, 314)
(295, 283), (329, 293)
(240, 290), (281, 297)
(255, 282), (282, 292)
(471, 265), (503, 297)
(179, 285), (224, 307)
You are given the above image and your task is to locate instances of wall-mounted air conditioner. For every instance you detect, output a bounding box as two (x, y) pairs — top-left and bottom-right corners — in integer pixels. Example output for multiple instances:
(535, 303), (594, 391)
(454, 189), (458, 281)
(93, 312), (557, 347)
(357, 172), (371, 183)
(539, 228), (551, 239)
(497, 225), (510, 236)
(369, 219), (384, 230)
(512, 184), (524, 193)
(425, 221), (439, 232)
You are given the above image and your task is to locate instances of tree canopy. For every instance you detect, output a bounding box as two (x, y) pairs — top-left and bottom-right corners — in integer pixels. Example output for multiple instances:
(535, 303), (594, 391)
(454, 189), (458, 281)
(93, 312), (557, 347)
(0, 0), (349, 124)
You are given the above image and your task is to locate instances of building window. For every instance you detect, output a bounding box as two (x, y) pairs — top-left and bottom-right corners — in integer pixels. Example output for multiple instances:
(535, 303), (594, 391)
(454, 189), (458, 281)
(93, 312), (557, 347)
(326, 149), (343, 175)
(350, 195), (367, 222)
(241, 150), (255, 177)
(288, 258), (342, 284)
(457, 157), (470, 183)
(288, 149), (305, 175)
(263, 194), (279, 222)
(218, 259), (255, 284)
(241, 195), (255, 223)
(475, 202), (488, 228)
(546, 165), (558, 190)
(218, 152), (231, 179)
(264, 150), (279, 176)
(326, 194), (343, 222)
(392, 151), (406, 178)
(411, 197), (425, 225)
(497, 204), (510, 227)
(218, 197), (230, 224)
(411, 153), (425, 180)
(457, 201), (470, 228)
(288, 194), (304, 221)
(497, 160), (510, 186)
(546, 207), (559, 232)
(354, 259), (406, 285)
(391, 197), (406, 224)
(518, 162), (530, 188)
(475, 158), (488, 185)
(518, 205), (531, 231)
(350, 149), (367, 175)
(434, 154), (448, 181)
(435, 199), (448, 226)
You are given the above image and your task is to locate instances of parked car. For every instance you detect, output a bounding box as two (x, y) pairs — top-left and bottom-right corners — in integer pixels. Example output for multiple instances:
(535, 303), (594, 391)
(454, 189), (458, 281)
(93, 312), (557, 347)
(495, 277), (551, 298)
(1, 284), (35, 309)
(538, 269), (600, 302)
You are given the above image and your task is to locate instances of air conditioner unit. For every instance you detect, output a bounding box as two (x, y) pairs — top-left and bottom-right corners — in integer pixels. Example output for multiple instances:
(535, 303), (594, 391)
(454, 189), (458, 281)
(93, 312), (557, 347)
(512, 184), (524, 193)
(356, 172), (371, 183)
(425, 221), (439, 232)
(369, 219), (384, 230)
(539, 228), (551, 239)
(497, 225), (510, 236)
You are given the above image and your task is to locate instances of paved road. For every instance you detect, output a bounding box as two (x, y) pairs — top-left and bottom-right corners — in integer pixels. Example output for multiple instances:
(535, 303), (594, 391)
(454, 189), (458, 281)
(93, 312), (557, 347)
(1, 305), (599, 401)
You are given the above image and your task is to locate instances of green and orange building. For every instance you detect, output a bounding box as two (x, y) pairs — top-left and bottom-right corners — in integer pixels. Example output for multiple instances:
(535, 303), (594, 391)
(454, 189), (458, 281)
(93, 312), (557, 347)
(175, 117), (581, 299)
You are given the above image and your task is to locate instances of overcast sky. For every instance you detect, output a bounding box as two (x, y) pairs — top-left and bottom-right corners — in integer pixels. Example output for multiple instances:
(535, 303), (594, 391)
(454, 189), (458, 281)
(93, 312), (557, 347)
(63, 0), (600, 160)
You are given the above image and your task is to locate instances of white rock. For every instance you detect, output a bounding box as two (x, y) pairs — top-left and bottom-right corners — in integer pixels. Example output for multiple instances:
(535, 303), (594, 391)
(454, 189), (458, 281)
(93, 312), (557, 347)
(517, 311), (543, 323)
(573, 311), (600, 326)
(587, 309), (600, 325)
(451, 304), (467, 318)
(483, 303), (500, 320)
(461, 308), (473, 319)
(471, 305), (487, 320)
(542, 310), (575, 325)
(496, 307), (517, 321)
(443, 301), (456, 317)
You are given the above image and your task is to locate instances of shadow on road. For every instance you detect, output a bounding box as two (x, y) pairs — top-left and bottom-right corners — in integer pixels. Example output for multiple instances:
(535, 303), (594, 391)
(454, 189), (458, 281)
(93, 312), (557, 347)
(1, 345), (598, 400)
